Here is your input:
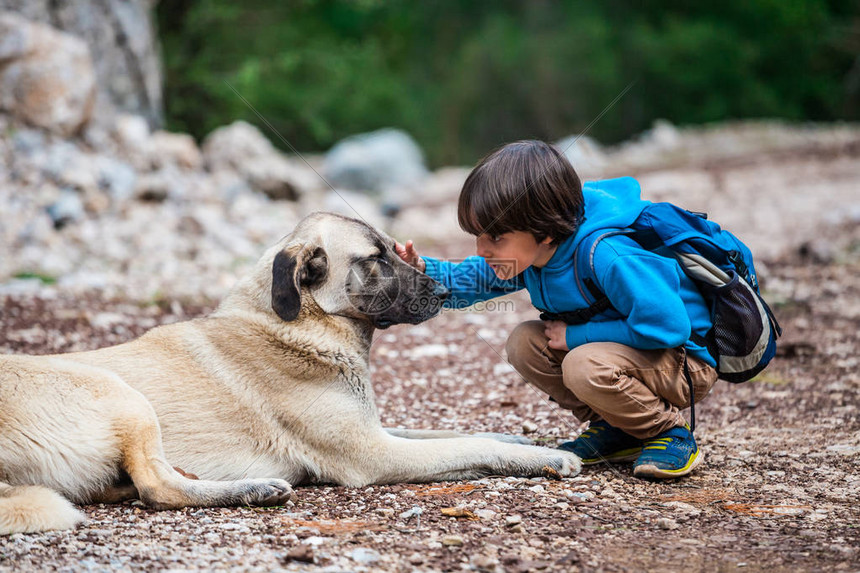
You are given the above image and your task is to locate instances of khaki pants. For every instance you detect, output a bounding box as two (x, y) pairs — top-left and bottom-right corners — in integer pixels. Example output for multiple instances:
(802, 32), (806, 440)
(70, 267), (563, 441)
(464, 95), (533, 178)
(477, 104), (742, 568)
(505, 321), (719, 440)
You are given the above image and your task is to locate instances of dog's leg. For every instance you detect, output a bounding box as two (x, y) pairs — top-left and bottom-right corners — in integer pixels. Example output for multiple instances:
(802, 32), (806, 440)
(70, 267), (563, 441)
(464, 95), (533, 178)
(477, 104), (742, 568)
(89, 483), (139, 504)
(384, 428), (533, 445)
(114, 395), (295, 510)
(384, 428), (465, 439)
(330, 430), (581, 485)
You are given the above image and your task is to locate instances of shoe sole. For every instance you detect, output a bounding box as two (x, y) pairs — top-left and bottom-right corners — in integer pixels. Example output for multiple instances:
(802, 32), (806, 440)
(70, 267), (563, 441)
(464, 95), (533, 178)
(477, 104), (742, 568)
(580, 447), (643, 466)
(633, 449), (704, 479)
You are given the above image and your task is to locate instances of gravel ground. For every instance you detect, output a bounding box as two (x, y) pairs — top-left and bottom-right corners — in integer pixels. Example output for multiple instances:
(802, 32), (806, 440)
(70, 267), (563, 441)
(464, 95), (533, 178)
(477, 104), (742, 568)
(1, 228), (859, 573)
(1, 127), (860, 572)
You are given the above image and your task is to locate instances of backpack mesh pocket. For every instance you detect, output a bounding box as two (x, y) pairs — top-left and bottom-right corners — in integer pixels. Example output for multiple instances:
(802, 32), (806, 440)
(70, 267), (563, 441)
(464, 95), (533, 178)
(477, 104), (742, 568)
(712, 273), (763, 356)
(706, 271), (774, 381)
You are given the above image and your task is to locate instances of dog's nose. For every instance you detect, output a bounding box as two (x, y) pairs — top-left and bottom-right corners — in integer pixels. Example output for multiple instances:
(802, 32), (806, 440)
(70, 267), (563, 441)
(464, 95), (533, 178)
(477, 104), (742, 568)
(432, 282), (449, 300)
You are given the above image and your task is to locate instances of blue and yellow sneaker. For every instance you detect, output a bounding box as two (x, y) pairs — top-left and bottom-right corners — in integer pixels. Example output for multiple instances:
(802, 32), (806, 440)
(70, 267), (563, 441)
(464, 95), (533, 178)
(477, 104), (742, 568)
(633, 425), (702, 479)
(559, 420), (643, 465)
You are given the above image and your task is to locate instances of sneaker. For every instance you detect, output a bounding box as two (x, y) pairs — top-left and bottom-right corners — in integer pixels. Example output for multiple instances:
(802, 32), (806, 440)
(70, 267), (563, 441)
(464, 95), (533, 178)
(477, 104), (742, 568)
(633, 425), (702, 479)
(559, 421), (643, 465)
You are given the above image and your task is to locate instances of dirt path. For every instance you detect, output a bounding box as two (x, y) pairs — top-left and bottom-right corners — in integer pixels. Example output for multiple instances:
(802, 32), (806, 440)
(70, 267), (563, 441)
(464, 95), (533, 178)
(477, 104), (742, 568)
(1, 136), (859, 571)
(1, 225), (858, 572)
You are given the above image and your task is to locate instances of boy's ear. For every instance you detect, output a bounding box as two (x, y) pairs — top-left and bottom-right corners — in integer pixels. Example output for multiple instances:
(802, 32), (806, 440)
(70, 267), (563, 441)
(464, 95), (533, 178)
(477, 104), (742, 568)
(539, 236), (555, 245)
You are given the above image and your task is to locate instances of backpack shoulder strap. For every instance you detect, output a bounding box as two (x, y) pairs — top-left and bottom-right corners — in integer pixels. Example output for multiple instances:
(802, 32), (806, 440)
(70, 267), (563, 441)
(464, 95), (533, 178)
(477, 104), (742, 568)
(579, 228), (635, 280)
(537, 229), (629, 324)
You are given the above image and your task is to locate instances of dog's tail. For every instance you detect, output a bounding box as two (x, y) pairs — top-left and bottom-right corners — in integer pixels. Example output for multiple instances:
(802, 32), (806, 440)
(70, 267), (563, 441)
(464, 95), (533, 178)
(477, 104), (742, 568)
(0, 481), (85, 535)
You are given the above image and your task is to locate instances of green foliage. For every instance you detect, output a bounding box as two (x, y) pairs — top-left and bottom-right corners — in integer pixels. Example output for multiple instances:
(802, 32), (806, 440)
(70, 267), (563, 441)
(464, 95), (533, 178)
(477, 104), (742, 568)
(157, 0), (858, 166)
(12, 272), (57, 284)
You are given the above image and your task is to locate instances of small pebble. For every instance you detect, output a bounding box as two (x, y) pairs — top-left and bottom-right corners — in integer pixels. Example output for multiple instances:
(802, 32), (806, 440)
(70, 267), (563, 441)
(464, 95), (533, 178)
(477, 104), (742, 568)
(283, 545), (314, 564)
(350, 548), (381, 564)
(407, 552), (424, 564)
(399, 506), (423, 519)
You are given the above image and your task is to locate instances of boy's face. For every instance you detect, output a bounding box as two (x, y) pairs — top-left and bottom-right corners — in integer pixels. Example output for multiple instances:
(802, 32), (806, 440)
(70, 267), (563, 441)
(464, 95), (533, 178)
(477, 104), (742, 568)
(475, 231), (557, 280)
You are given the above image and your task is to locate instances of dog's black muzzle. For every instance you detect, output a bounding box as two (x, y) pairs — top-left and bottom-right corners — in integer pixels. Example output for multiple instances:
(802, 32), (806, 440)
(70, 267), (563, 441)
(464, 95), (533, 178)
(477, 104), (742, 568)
(373, 281), (449, 329)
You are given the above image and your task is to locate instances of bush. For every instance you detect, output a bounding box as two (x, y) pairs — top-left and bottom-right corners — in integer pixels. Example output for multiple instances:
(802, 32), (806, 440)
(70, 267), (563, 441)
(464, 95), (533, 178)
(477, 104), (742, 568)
(157, 0), (858, 166)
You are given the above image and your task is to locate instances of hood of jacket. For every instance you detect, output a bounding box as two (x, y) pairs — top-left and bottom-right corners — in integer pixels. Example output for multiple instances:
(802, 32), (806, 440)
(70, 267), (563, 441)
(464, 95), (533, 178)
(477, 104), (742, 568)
(539, 176), (650, 273)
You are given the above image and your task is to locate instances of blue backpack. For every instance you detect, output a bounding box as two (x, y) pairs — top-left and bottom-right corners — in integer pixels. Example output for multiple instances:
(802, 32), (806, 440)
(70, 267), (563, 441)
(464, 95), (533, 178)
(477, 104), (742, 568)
(538, 203), (782, 429)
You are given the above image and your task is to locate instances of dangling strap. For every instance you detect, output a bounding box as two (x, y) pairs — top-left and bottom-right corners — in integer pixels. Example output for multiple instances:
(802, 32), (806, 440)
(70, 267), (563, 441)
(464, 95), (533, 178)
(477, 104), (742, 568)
(537, 279), (615, 325)
(690, 330), (719, 366)
(682, 353), (696, 433)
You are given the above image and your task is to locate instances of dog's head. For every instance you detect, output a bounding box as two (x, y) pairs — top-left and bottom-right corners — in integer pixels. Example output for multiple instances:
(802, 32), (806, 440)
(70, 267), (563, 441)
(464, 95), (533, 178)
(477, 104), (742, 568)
(258, 212), (447, 329)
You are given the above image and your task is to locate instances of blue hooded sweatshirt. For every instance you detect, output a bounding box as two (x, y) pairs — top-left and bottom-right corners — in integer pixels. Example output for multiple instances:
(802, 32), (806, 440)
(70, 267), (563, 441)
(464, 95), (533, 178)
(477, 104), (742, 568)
(422, 177), (716, 366)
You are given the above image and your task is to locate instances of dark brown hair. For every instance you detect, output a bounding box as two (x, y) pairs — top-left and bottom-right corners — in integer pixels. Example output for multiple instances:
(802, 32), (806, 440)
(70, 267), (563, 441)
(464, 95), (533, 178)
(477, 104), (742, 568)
(457, 140), (584, 244)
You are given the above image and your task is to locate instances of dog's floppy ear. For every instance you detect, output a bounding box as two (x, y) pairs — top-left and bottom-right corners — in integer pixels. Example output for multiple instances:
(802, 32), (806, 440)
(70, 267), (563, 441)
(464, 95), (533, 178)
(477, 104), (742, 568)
(271, 244), (329, 321)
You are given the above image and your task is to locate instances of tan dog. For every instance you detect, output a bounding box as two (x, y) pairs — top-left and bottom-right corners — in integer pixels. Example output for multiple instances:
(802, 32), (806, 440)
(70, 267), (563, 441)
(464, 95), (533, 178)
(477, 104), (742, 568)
(0, 212), (581, 535)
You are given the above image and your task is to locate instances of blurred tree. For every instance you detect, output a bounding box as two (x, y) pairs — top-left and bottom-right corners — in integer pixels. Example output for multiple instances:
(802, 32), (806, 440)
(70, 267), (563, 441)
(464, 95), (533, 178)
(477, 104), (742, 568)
(157, 0), (859, 166)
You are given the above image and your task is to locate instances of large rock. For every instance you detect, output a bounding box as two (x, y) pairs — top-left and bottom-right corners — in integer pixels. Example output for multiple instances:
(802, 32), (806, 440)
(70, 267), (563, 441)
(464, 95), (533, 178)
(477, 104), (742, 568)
(113, 113), (151, 152)
(45, 189), (84, 229)
(554, 134), (608, 179)
(147, 131), (202, 170)
(0, 12), (96, 136)
(202, 121), (319, 201)
(645, 119), (682, 149)
(202, 121), (275, 171)
(322, 128), (429, 205)
(0, 0), (163, 126)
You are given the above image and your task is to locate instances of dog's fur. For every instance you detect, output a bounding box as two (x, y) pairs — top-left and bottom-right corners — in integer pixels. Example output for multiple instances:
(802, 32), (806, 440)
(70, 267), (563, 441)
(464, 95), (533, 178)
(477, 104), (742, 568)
(0, 212), (581, 535)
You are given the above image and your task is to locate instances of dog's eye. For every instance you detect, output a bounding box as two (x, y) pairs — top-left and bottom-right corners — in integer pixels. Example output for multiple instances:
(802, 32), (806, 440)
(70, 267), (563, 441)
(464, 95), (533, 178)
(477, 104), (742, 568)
(372, 257), (390, 268)
(359, 257), (393, 281)
(363, 257), (390, 271)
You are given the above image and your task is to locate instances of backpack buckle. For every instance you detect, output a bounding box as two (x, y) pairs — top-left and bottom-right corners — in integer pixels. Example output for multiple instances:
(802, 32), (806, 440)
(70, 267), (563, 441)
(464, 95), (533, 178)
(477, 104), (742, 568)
(727, 250), (751, 283)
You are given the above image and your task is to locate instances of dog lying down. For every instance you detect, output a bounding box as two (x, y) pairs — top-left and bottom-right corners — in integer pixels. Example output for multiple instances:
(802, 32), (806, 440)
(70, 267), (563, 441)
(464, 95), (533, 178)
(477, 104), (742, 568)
(0, 212), (581, 535)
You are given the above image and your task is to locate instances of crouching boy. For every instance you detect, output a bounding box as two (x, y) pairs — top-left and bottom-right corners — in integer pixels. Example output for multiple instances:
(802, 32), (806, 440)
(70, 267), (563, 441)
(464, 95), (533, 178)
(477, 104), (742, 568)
(396, 140), (718, 479)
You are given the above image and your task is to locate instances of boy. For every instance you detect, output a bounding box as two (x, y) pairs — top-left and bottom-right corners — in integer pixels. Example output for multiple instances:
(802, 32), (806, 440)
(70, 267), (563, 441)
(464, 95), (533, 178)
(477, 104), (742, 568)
(395, 140), (718, 479)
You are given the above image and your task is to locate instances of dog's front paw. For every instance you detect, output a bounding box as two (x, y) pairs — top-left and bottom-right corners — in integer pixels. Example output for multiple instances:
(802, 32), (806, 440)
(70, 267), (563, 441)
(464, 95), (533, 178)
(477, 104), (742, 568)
(240, 478), (296, 506)
(552, 451), (582, 477)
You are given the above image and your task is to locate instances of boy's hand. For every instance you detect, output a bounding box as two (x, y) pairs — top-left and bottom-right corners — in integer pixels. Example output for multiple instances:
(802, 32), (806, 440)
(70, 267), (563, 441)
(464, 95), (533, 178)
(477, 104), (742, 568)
(394, 240), (426, 272)
(544, 320), (569, 351)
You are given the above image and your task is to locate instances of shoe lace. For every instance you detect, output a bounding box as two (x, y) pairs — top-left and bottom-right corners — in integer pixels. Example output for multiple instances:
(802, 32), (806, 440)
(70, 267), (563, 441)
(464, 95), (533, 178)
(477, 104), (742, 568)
(643, 436), (676, 450)
(581, 425), (605, 438)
